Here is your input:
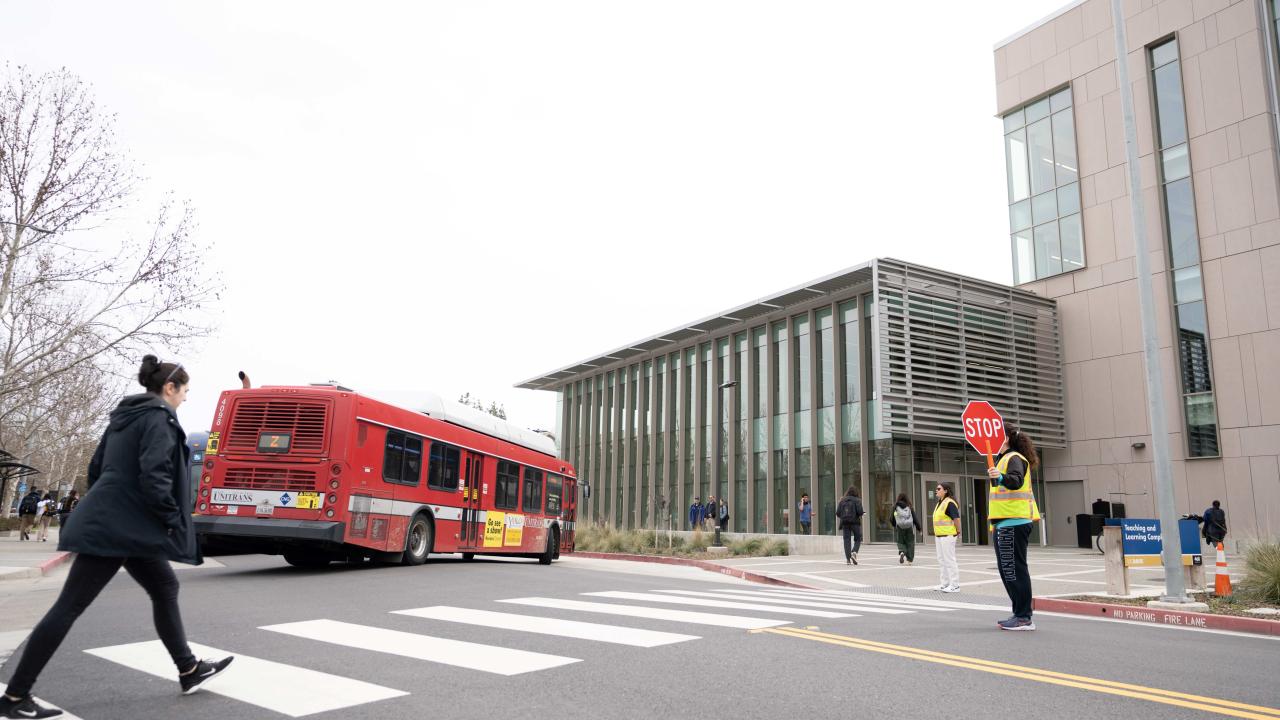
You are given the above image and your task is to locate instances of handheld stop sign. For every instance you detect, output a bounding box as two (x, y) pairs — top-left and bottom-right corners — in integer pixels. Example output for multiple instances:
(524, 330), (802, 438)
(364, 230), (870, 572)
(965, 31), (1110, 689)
(961, 401), (1006, 469)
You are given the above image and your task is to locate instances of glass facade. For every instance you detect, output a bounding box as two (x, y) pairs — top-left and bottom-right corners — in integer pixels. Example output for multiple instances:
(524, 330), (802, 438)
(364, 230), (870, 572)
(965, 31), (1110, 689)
(548, 262), (1060, 547)
(1004, 86), (1084, 283)
(1150, 38), (1219, 458)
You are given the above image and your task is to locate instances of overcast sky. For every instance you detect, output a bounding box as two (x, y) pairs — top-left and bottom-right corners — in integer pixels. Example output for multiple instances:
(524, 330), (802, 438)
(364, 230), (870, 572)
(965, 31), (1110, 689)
(4, 0), (1071, 436)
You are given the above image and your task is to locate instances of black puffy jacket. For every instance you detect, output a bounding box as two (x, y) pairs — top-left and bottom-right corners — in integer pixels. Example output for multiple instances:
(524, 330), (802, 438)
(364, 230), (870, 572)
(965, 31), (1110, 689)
(59, 393), (200, 564)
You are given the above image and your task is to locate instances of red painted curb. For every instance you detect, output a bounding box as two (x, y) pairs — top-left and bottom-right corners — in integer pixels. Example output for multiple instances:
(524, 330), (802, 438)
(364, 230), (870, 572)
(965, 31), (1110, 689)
(1033, 597), (1280, 636)
(37, 552), (72, 575)
(569, 551), (814, 589)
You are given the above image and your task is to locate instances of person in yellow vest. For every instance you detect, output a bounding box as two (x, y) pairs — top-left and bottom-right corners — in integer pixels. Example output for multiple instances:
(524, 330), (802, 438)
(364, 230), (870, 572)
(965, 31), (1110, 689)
(932, 483), (961, 593)
(986, 426), (1041, 631)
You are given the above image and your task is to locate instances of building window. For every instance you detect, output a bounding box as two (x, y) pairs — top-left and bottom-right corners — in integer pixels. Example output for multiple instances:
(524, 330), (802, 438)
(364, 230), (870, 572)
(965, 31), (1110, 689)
(1150, 38), (1219, 458)
(1003, 86), (1084, 283)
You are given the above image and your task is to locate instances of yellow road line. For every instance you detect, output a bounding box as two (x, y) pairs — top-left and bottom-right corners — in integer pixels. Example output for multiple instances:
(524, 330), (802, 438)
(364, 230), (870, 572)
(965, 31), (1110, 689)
(764, 627), (1280, 720)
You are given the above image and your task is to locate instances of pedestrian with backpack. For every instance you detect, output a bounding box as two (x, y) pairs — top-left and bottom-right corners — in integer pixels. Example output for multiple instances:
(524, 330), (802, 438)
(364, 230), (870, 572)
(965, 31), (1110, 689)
(892, 493), (920, 564)
(17, 489), (41, 541)
(836, 487), (864, 565)
(35, 493), (55, 542)
(0, 356), (233, 719)
(933, 483), (961, 592)
(55, 490), (78, 528)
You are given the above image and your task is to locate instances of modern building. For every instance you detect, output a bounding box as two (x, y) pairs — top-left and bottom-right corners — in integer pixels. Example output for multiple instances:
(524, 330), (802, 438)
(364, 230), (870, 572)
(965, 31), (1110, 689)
(994, 0), (1280, 545)
(518, 259), (1064, 546)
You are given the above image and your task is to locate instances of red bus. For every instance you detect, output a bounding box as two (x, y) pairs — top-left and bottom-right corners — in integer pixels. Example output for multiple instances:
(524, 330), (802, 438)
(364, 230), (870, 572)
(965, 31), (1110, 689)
(192, 383), (577, 568)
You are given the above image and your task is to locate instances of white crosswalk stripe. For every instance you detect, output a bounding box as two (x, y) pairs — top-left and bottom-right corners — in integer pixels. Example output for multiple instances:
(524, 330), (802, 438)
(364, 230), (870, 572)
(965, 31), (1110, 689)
(582, 591), (857, 618)
(499, 596), (791, 629)
(393, 605), (701, 647)
(746, 586), (1004, 611)
(711, 587), (956, 612)
(650, 589), (916, 614)
(261, 619), (581, 676)
(85, 640), (407, 718)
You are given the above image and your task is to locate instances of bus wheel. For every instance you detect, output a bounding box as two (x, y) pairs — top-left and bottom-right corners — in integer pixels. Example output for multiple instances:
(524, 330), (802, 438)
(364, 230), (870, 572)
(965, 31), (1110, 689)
(539, 528), (559, 565)
(403, 515), (433, 566)
(283, 552), (330, 569)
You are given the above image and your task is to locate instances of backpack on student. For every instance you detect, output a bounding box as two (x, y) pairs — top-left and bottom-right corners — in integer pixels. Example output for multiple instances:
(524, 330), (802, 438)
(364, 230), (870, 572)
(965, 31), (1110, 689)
(893, 505), (914, 529)
(18, 494), (38, 516)
(836, 497), (858, 523)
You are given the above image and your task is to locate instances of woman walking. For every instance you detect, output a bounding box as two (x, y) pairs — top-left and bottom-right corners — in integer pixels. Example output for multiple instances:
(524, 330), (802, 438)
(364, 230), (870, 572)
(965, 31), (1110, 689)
(892, 493), (921, 564)
(988, 426), (1042, 632)
(35, 493), (55, 542)
(0, 356), (233, 719)
(933, 483), (961, 592)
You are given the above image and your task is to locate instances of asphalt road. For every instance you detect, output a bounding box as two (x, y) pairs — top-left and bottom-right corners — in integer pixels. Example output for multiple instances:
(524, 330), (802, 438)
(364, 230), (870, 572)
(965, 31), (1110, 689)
(1, 553), (1277, 720)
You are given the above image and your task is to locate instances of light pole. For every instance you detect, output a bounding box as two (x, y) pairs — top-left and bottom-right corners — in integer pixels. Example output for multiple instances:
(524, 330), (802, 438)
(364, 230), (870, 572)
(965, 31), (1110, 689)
(714, 380), (738, 548)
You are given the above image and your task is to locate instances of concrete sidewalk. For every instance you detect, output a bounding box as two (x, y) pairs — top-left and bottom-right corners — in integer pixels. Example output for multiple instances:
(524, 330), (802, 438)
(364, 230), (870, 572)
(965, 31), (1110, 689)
(0, 528), (71, 581)
(708, 542), (1242, 600)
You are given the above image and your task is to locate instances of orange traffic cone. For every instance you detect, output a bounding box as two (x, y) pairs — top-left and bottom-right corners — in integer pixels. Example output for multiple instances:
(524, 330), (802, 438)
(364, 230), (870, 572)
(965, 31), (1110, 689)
(1214, 542), (1232, 596)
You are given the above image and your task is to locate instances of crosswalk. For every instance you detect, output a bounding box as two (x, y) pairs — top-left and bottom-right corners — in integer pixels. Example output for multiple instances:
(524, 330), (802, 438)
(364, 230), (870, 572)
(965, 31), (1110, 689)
(31, 585), (970, 717)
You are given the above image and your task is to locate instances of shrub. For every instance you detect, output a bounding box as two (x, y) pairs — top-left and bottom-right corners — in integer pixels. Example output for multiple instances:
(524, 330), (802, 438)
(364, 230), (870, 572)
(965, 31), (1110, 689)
(729, 537), (765, 556)
(765, 539), (790, 556)
(687, 530), (709, 553)
(1237, 541), (1280, 605)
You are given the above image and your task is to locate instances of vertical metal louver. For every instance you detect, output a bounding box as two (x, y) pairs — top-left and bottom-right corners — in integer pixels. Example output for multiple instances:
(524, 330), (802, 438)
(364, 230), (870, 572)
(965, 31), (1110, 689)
(874, 259), (1065, 448)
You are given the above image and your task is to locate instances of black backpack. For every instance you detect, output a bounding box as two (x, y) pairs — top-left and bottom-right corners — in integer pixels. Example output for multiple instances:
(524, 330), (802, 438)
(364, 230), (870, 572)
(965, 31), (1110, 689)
(18, 494), (38, 515)
(836, 497), (857, 523)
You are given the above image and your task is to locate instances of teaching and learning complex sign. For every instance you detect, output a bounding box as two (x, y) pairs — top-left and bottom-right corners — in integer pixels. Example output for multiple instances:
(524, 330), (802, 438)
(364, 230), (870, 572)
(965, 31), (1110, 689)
(1108, 518), (1202, 568)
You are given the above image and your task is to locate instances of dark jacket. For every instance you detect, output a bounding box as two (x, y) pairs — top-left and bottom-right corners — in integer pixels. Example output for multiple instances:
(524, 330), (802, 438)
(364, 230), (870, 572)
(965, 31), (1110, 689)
(837, 496), (864, 528)
(1200, 507), (1227, 542)
(59, 393), (200, 564)
(17, 490), (41, 517)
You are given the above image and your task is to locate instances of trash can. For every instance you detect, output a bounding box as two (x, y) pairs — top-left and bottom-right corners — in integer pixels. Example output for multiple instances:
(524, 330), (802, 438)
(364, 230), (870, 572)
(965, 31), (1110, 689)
(1076, 513), (1094, 548)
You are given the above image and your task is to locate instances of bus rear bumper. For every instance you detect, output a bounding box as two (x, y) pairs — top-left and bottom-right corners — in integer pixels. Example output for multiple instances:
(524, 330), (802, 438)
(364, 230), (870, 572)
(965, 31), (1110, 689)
(194, 515), (346, 547)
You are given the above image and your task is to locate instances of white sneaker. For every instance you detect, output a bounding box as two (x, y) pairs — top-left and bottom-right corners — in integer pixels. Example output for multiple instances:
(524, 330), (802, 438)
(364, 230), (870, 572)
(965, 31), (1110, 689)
(941, 585), (960, 593)
(935, 585), (946, 592)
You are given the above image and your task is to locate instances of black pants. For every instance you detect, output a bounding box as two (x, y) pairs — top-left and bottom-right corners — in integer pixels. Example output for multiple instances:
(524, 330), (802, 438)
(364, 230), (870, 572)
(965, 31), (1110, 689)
(841, 523), (862, 559)
(5, 554), (197, 698)
(995, 523), (1034, 619)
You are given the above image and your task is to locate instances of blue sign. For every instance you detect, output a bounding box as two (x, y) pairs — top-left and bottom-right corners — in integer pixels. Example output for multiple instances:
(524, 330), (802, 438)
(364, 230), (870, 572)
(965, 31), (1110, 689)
(1107, 518), (1203, 567)
(279, 493), (292, 507)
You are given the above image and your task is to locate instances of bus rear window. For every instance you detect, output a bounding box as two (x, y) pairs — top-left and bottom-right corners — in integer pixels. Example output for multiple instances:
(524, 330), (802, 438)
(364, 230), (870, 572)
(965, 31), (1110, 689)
(545, 475), (562, 515)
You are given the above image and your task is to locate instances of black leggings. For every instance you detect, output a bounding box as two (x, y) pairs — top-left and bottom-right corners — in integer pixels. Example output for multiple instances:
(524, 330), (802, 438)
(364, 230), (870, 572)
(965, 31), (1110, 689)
(995, 523), (1034, 619)
(5, 554), (197, 698)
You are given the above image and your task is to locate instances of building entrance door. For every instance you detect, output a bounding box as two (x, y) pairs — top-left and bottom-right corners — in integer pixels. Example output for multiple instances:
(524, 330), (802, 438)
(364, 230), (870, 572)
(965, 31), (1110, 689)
(969, 477), (990, 546)
(1044, 480), (1084, 546)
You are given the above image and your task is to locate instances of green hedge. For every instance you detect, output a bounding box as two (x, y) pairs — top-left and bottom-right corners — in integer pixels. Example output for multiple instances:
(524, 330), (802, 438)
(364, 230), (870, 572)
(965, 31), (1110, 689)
(1237, 541), (1280, 605)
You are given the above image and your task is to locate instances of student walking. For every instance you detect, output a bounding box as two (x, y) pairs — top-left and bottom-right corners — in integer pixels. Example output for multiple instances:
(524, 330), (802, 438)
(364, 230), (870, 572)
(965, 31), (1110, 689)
(797, 494), (812, 534)
(17, 489), (41, 541)
(836, 487), (864, 565)
(933, 483), (961, 592)
(0, 356), (233, 719)
(1197, 500), (1228, 547)
(892, 494), (921, 564)
(988, 426), (1042, 632)
(35, 493), (54, 542)
(56, 490), (78, 528)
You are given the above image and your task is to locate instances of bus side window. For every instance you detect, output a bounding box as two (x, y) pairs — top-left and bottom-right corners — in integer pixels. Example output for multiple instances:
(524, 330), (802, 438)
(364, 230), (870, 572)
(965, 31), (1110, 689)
(428, 442), (461, 491)
(495, 461), (520, 510)
(522, 468), (543, 513)
(545, 475), (562, 515)
(383, 431), (405, 483)
(383, 430), (422, 486)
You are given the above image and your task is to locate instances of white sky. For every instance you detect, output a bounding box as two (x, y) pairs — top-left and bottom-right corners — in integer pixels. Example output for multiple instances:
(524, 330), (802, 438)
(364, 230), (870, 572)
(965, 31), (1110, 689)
(3, 0), (1071, 436)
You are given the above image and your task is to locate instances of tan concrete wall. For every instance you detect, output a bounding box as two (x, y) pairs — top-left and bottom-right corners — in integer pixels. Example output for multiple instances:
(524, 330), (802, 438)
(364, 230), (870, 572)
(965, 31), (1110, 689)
(995, 0), (1280, 545)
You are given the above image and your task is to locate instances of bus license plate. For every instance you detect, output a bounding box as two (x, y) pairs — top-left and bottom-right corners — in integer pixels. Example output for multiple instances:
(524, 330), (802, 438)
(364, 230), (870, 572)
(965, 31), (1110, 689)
(256, 502), (274, 516)
(295, 492), (320, 509)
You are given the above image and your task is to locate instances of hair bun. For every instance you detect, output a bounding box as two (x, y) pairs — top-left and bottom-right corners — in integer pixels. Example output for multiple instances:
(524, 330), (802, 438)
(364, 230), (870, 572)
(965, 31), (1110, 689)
(138, 354), (162, 387)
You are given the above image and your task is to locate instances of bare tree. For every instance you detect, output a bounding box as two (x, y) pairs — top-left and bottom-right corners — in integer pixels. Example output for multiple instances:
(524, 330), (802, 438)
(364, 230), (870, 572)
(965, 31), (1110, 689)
(0, 64), (219, 406)
(0, 64), (219, 505)
(457, 393), (507, 420)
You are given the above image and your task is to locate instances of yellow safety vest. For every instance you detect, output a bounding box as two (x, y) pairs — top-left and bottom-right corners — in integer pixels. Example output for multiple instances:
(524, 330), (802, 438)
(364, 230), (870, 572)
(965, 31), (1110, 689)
(989, 451), (1042, 522)
(932, 497), (959, 536)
